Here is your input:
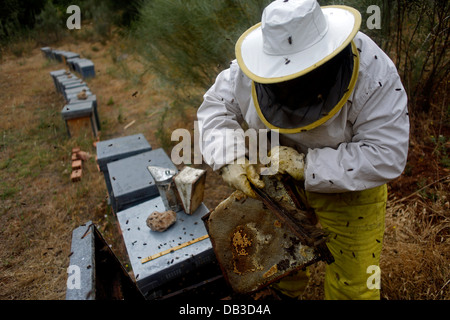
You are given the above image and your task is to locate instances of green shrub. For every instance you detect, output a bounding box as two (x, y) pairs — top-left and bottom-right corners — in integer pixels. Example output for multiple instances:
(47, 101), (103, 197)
(321, 0), (449, 115)
(131, 0), (271, 108)
(35, 1), (65, 43)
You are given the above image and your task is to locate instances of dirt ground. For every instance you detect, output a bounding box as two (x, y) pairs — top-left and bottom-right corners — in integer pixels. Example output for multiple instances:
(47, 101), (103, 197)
(0, 36), (448, 300)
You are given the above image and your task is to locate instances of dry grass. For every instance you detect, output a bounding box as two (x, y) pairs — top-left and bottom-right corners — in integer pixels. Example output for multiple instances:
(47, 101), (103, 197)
(0, 35), (448, 300)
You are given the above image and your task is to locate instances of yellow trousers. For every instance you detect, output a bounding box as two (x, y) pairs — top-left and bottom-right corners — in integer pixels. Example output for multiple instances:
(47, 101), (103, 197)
(273, 184), (387, 300)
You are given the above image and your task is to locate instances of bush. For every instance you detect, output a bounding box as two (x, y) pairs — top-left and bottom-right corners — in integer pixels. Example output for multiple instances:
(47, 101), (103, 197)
(132, 0), (448, 118)
(35, 1), (65, 43)
(320, 0), (449, 116)
(131, 0), (271, 108)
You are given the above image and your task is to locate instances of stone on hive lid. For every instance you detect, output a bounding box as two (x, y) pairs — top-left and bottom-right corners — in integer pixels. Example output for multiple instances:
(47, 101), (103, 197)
(146, 210), (177, 232)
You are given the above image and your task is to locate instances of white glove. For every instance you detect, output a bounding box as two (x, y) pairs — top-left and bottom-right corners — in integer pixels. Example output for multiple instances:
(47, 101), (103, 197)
(269, 146), (305, 181)
(220, 157), (265, 198)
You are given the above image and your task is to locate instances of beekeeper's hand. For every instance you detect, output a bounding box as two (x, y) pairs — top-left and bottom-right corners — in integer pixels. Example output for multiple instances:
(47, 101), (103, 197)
(220, 157), (265, 198)
(268, 146), (305, 181)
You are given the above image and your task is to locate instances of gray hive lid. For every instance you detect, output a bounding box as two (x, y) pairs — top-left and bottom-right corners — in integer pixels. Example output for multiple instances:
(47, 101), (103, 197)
(96, 133), (151, 171)
(63, 82), (87, 91)
(65, 91), (93, 102)
(56, 73), (77, 80)
(50, 69), (68, 79)
(63, 86), (91, 101)
(107, 148), (176, 212)
(56, 74), (78, 85)
(69, 94), (97, 107)
(76, 59), (95, 68)
(64, 86), (90, 95)
(116, 197), (213, 294)
(60, 78), (83, 85)
(73, 59), (92, 70)
(61, 51), (80, 59)
(51, 50), (65, 61)
(57, 76), (79, 93)
(61, 79), (84, 89)
(61, 101), (93, 120)
(73, 58), (91, 65)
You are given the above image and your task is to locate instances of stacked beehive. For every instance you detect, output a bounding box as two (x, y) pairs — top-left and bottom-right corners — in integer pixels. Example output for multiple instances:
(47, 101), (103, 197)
(94, 133), (214, 299)
(46, 48), (221, 300)
(44, 47), (99, 139)
(43, 48), (95, 79)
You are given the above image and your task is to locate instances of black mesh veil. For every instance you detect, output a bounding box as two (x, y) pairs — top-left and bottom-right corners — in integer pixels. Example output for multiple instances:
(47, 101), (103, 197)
(254, 44), (354, 130)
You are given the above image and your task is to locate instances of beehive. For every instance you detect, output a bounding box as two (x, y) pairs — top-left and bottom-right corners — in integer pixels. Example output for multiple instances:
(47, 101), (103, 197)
(49, 69), (70, 92)
(41, 47), (52, 59)
(96, 133), (152, 201)
(116, 197), (218, 298)
(61, 101), (98, 138)
(107, 148), (175, 214)
(60, 51), (80, 65)
(69, 95), (100, 130)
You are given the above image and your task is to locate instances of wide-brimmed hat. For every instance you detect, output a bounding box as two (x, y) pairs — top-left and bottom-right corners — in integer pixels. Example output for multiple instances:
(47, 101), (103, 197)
(236, 0), (361, 84)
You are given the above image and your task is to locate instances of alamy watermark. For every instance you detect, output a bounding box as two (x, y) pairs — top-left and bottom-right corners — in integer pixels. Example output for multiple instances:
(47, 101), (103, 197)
(66, 5), (81, 30)
(367, 265), (381, 290)
(65, 4), (382, 30)
(367, 5), (381, 30)
(67, 265), (81, 290)
(170, 121), (280, 173)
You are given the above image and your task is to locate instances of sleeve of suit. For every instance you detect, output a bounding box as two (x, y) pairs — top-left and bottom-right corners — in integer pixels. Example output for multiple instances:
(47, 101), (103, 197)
(304, 70), (410, 193)
(197, 65), (247, 171)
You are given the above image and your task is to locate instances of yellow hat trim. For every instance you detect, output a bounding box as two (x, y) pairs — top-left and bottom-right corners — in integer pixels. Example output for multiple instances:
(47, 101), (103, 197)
(236, 5), (362, 84)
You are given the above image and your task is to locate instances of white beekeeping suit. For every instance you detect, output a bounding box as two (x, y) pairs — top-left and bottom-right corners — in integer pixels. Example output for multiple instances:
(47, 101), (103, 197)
(197, 0), (409, 300)
(198, 31), (409, 193)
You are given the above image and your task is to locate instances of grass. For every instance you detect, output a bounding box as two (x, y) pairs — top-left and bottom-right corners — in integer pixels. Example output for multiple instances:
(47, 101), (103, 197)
(0, 34), (448, 300)
(0, 34), (192, 299)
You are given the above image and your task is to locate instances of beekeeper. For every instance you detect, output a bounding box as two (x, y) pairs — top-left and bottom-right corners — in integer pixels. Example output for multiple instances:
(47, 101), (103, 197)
(197, 0), (409, 300)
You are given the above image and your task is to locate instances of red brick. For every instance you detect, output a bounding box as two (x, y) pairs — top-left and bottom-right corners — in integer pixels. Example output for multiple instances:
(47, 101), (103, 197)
(72, 159), (82, 170)
(71, 169), (82, 182)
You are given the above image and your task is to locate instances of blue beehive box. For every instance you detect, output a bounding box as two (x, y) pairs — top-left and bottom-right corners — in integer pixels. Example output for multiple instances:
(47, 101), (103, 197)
(61, 101), (98, 138)
(107, 148), (175, 214)
(60, 51), (80, 65)
(61, 79), (85, 92)
(41, 47), (52, 59)
(67, 57), (82, 71)
(62, 82), (87, 99)
(76, 60), (96, 79)
(50, 69), (70, 92)
(116, 197), (218, 298)
(69, 95), (100, 130)
(51, 49), (65, 62)
(96, 133), (152, 200)
(55, 74), (79, 93)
